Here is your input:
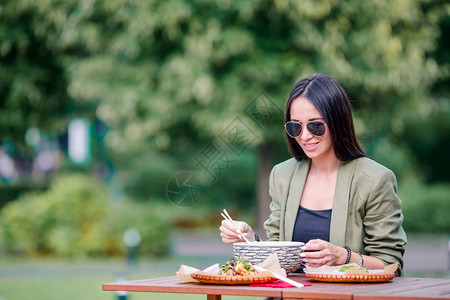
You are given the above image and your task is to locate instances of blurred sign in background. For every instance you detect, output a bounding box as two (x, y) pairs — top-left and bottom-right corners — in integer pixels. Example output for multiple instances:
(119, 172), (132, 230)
(68, 118), (91, 165)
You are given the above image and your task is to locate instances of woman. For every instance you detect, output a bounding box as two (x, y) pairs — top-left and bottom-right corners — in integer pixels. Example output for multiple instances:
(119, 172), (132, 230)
(220, 73), (407, 276)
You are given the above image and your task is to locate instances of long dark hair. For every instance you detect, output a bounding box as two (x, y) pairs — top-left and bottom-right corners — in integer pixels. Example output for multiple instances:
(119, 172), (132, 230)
(285, 73), (365, 161)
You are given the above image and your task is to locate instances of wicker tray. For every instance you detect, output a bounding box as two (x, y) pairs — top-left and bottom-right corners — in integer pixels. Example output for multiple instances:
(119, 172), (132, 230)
(191, 271), (278, 285)
(305, 272), (395, 283)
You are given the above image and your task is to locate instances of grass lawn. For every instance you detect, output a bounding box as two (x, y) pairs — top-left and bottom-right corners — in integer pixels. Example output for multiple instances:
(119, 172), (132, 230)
(0, 256), (260, 300)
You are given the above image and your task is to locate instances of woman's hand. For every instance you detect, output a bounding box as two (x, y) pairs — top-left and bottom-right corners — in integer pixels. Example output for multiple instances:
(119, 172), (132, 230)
(219, 220), (255, 244)
(300, 239), (347, 267)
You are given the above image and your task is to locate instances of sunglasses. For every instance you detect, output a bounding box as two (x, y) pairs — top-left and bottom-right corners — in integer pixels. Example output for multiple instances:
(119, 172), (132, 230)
(285, 121), (326, 138)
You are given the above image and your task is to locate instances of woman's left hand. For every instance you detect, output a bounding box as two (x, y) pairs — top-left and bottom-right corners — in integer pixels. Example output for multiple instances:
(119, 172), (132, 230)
(300, 239), (347, 267)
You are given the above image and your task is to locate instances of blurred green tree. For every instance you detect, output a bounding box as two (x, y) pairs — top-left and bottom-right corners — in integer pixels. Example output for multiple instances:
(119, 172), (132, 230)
(58, 0), (448, 220)
(0, 0), (449, 230)
(0, 1), (73, 156)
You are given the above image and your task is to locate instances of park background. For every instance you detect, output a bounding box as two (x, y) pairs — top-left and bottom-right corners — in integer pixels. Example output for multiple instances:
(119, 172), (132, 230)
(0, 0), (449, 299)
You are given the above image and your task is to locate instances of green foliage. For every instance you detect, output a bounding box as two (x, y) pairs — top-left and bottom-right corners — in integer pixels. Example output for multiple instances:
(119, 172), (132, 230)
(199, 150), (258, 210)
(4, 0), (438, 159)
(121, 152), (177, 202)
(0, 0), (449, 236)
(368, 136), (418, 182)
(0, 173), (107, 256)
(53, 0), (449, 202)
(401, 109), (450, 182)
(400, 180), (450, 233)
(0, 0), (74, 154)
(0, 184), (48, 209)
(105, 201), (171, 257)
(0, 173), (170, 257)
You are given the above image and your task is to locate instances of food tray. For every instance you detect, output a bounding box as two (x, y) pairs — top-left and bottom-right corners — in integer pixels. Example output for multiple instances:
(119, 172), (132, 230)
(305, 272), (395, 283)
(191, 271), (278, 285)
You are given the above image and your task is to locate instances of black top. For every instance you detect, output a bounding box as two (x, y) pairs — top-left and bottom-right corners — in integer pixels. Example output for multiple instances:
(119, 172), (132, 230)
(292, 206), (332, 243)
(292, 206), (332, 273)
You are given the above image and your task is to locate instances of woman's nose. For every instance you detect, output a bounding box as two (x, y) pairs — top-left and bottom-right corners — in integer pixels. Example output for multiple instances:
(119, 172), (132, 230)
(300, 125), (313, 140)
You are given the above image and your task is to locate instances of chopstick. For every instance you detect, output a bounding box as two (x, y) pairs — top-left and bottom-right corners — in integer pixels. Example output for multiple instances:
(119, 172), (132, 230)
(221, 209), (251, 244)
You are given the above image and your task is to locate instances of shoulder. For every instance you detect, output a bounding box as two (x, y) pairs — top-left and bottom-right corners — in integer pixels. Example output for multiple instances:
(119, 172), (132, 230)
(350, 157), (395, 179)
(347, 157), (398, 190)
(271, 157), (308, 176)
(272, 157), (298, 171)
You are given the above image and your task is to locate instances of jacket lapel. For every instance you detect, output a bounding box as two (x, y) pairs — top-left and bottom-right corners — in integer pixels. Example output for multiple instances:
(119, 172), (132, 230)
(329, 159), (356, 246)
(284, 159), (311, 241)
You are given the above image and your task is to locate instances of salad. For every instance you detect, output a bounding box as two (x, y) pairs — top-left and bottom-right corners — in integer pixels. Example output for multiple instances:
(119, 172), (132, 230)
(221, 257), (257, 276)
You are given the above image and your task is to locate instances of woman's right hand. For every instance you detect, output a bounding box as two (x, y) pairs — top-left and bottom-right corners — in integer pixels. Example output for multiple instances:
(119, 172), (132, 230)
(219, 220), (255, 244)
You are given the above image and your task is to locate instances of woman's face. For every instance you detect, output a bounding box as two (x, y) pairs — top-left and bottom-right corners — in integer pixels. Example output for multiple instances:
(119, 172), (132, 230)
(289, 96), (335, 161)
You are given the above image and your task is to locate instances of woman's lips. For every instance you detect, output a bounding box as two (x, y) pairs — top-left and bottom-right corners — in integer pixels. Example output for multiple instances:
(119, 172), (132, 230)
(303, 142), (319, 150)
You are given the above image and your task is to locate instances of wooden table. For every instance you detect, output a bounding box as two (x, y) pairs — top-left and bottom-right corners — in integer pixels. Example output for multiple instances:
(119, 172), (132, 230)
(103, 274), (450, 300)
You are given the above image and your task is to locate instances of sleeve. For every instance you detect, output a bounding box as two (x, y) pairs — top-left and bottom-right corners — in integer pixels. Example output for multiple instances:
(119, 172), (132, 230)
(263, 165), (281, 241)
(362, 168), (407, 276)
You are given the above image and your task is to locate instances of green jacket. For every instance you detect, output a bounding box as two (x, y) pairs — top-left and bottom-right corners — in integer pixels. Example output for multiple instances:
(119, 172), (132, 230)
(264, 157), (407, 276)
